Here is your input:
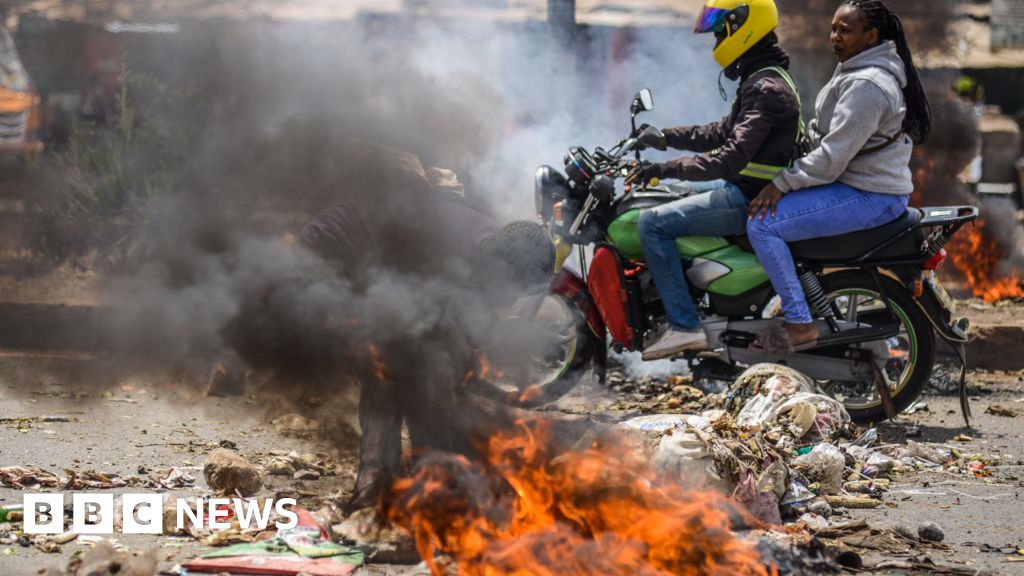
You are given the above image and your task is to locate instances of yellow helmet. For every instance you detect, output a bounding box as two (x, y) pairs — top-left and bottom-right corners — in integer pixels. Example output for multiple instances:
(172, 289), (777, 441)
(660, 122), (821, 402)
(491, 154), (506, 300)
(694, 0), (779, 69)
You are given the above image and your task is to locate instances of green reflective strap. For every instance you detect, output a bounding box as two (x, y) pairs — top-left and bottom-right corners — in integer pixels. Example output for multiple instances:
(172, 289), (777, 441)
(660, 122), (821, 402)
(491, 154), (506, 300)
(739, 162), (786, 179)
(743, 65), (806, 178)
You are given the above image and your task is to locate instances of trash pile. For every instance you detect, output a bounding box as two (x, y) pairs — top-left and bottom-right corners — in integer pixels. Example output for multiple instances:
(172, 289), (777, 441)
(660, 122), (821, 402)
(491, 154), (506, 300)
(605, 370), (710, 413)
(618, 366), (907, 530)
(614, 362), (1009, 573)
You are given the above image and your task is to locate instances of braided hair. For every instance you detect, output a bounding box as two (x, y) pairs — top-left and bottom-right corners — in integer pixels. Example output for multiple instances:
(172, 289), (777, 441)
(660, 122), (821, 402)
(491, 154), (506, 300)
(843, 0), (933, 143)
(845, 0), (931, 144)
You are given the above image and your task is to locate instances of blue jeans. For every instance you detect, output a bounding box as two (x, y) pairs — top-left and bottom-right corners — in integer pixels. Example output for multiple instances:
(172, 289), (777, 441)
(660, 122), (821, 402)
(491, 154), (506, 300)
(638, 181), (750, 331)
(746, 182), (909, 324)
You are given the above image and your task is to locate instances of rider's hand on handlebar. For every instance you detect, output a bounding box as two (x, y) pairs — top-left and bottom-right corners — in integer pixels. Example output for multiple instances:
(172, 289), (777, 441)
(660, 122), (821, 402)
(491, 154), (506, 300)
(633, 123), (652, 138)
(747, 182), (784, 220)
(624, 161), (662, 187)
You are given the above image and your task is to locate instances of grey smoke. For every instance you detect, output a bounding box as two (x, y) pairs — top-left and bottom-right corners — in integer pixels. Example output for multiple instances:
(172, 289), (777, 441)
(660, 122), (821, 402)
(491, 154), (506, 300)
(37, 15), (727, 395)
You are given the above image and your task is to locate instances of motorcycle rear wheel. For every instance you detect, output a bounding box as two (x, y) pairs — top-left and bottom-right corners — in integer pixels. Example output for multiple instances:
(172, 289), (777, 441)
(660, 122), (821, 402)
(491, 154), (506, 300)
(820, 270), (935, 423)
(470, 293), (596, 408)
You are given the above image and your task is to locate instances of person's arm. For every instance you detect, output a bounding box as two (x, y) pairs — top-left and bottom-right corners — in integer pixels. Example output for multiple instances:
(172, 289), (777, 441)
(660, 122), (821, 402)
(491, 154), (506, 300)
(654, 80), (783, 182)
(662, 113), (732, 152)
(773, 78), (888, 193)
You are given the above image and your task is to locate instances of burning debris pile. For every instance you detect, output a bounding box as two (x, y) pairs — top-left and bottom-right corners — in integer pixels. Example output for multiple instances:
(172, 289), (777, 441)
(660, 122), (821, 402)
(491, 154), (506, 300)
(945, 209), (1024, 302)
(385, 417), (769, 576)
(371, 363), (994, 575)
(909, 83), (1024, 302)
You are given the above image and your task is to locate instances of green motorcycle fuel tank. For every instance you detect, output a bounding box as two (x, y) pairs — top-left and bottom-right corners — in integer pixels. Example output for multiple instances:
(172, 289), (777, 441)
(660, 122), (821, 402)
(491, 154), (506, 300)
(605, 191), (770, 297)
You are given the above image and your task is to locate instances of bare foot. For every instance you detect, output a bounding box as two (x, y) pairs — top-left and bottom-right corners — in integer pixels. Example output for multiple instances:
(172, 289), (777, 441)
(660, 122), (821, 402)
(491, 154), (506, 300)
(783, 322), (819, 347)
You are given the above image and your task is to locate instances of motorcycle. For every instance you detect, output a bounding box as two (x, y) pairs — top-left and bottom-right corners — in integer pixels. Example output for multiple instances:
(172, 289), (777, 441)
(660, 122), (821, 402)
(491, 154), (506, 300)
(476, 88), (977, 424)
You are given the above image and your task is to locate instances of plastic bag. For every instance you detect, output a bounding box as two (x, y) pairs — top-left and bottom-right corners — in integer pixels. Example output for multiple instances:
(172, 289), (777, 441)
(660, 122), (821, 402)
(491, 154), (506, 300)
(791, 443), (845, 494)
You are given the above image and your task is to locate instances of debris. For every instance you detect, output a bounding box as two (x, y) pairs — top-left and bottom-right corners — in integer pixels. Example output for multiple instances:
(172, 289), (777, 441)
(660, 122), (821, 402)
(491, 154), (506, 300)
(918, 521), (946, 543)
(64, 469), (135, 490)
(797, 512), (830, 532)
(204, 448), (263, 497)
(898, 440), (948, 465)
(48, 539), (158, 576)
(843, 479), (890, 493)
(151, 467), (196, 490)
(861, 451), (898, 477)
(272, 414), (321, 438)
(904, 400), (929, 414)
(824, 495), (881, 509)
(0, 466), (59, 489)
(0, 416), (73, 424)
(185, 507), (364, 575)
(294, 469), (322, 481)
(0, 504), (23, 523)
(953, 434), (973, 442)
(792, 444), (845, 494)
(986, 404), (1018, 417)
(333, 508), (420, 565)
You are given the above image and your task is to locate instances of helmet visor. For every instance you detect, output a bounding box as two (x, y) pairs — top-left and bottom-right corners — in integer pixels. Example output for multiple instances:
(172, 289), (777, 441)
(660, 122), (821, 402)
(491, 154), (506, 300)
(694, 6), (730, 34)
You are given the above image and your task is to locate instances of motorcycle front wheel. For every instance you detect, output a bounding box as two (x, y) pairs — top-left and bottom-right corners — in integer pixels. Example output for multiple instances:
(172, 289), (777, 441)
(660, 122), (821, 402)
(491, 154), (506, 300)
(469, 293), (596, 408)
(819, 270), (936, 423)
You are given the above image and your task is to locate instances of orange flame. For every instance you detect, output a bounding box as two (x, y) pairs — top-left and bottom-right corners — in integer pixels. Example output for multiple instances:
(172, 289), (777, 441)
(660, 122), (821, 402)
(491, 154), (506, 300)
(946, 217), (1024, 302)
(364, 342), (388, 380)
(478, 353), (493, 381)
(387, 418), (768, 576)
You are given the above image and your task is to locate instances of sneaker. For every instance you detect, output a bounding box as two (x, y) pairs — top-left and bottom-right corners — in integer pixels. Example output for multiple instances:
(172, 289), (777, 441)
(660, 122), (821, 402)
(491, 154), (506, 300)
(642, 329), (709, 361)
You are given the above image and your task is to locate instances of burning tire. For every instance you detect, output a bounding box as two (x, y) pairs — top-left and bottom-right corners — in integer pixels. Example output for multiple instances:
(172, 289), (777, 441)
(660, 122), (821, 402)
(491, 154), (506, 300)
(820, 270), (936, 423)
(469, 293), (595, 407)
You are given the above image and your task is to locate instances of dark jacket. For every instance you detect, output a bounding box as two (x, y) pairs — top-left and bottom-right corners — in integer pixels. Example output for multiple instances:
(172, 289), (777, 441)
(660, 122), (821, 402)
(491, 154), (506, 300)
(654, 41), (802, 199)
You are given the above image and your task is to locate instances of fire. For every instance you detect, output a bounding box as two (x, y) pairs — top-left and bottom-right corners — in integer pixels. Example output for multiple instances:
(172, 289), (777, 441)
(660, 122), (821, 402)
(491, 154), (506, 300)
(945, 217), (1024, 302)
(364, 342), (388, 380)
(386, 418), (768, 576)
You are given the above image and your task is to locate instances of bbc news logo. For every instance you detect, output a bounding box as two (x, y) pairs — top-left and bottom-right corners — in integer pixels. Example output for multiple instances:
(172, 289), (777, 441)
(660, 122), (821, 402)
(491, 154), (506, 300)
(22, 494), (298, 535)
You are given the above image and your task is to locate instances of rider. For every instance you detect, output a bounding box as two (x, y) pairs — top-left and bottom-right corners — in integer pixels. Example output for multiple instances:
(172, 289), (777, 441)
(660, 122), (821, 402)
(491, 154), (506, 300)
(745, 0), (929, 352)
(629, 0), (802, 361)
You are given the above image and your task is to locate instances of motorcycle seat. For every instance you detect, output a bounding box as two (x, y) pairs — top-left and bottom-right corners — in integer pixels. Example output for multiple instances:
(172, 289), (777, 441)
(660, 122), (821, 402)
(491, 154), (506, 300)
(789, 208), (924, 262)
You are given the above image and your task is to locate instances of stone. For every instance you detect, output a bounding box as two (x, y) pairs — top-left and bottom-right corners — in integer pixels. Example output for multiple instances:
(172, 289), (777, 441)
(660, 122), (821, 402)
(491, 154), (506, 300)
(894, 524), (918, 541)
(918, 521), (945, 543)
(807, 498), (833, 519)
(203, 448), (263, 497)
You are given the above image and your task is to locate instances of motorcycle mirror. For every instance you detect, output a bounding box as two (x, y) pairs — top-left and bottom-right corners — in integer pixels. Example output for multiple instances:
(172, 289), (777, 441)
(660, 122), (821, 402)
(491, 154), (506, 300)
(631, 88), (654, 114)
(638, 125), (667, 151)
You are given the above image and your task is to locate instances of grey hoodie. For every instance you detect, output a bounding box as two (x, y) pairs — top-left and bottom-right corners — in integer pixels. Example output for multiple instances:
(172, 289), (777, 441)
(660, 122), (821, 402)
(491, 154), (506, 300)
(774, 41), (912, 195)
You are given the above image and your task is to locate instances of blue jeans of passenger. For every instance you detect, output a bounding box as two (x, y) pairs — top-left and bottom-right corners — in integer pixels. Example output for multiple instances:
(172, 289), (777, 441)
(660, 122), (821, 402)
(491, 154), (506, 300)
(746, 182), (909, 324)
(638, 181), (750, 331)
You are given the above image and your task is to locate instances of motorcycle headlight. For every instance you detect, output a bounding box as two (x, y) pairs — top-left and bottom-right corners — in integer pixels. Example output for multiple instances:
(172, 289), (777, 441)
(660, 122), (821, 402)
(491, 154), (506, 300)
(534, 165), (570, 220)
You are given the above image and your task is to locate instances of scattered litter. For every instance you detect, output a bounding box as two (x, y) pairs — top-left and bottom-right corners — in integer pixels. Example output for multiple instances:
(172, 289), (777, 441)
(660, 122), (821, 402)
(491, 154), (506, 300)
(903, 400), (929, 415)
(151, 467), (196, 490)
(792, 444), (845, 494)
(986, 404), (1018, 417)
(824, 495), (881, 509)
(0, 466), (59, 489)
(185, 507), (363, 575)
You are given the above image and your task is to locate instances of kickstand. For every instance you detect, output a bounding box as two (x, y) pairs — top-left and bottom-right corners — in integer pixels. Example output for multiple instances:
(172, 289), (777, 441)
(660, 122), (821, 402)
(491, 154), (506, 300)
(872, 362), (898, 420)
(953, 341), (972, 428)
